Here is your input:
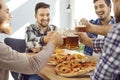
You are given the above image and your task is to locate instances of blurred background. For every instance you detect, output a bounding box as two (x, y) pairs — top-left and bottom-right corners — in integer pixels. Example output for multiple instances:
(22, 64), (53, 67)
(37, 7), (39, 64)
(2, 0), (114, 40)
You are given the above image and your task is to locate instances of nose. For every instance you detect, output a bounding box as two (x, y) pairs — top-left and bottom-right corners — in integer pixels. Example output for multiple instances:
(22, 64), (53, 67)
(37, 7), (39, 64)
(9, 12), (13, 19)
(43, 15), (48, 20)
(95, 7), (102, 13)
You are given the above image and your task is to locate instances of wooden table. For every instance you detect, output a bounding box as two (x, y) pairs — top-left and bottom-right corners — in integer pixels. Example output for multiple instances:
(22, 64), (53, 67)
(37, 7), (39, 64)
(26, 52), (98, 80)
(39, 64), (91, 80)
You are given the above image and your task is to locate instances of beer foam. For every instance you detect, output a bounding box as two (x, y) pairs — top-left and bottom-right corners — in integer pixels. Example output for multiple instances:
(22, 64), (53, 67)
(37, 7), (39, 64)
(78, 24), (86, 27)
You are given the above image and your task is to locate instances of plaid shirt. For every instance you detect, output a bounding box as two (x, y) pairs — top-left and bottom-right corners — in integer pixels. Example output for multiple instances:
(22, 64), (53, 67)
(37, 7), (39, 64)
(91, 23), (120, 80)
(25, 24), (56, 51)
(84, 16), (115, 55)
(92, 38), (104, 53)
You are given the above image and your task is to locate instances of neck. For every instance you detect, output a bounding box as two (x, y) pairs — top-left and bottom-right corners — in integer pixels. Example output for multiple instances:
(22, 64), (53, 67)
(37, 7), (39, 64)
(37, 24), (48, 32)
(101, 16), (111, 25)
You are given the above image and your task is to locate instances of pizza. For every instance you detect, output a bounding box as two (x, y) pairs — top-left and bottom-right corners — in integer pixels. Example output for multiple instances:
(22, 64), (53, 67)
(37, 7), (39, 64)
(55, 60), (97, 77)
(48, 53), (87, 65)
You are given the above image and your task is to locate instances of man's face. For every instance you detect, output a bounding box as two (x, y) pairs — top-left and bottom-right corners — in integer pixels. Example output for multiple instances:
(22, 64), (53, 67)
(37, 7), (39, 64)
(35, 8), (50, 28)
(94, 0), (111, 21)
(0, 1), (12, 34)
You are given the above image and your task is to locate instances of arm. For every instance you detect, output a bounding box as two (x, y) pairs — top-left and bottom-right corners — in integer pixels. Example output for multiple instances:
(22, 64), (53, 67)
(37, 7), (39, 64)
(25, 25), (54, 53)
(80, 18), (113, 36)
(75, 32), (104, 54)
(87, 24), (112, 36)
(91, 24), (120, 79)
(0, 42), (54, 74)
(0, 32), (63, 74)
(25, 25), (43, 50)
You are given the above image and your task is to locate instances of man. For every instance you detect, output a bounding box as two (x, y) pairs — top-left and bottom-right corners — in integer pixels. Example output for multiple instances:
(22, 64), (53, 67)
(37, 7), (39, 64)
(84, 0), (115, 56)
(76, 0), (120, 79)
(0, 1), (63, 80)
(24, 2), (57, 80)
(25, 2), (56, 53)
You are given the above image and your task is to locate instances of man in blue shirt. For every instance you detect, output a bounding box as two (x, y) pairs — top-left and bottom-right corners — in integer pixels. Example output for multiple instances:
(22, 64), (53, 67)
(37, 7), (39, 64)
(84, 0), (115, 56)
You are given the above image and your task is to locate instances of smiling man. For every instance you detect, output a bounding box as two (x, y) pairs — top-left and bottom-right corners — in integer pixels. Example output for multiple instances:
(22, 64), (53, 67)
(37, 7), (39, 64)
(84, 0), (115, 56)
(0, 1), (63, 80)
(25, 2), (57, 53)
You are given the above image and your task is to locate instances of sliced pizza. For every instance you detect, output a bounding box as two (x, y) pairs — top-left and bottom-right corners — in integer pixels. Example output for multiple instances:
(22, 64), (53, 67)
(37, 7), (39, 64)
(55, 60), (97, 77)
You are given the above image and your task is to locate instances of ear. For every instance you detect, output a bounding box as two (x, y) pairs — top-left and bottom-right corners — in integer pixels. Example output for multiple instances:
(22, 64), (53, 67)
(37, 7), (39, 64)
(34, 14), (37, 18)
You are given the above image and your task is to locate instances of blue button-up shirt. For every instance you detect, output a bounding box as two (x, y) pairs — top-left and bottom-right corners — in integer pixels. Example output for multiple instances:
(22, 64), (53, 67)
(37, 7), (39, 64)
(84, 16), (115, 55)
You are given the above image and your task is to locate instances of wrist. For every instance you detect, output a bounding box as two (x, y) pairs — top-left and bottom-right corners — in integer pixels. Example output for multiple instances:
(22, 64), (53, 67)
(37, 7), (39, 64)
(86, 38), (93, 47)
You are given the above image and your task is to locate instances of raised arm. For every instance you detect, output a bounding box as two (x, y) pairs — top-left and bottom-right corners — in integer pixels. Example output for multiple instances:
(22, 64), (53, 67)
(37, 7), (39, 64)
(0, 32), (63, 74)
(80, 18), (113, 36)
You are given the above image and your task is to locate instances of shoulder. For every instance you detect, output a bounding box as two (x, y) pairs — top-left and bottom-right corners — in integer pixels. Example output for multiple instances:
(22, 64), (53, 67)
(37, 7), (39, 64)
(26, 24), (37, 30)
(89, 19), (100, 24)
(111, 23), (120, 32)
(49, 24), (57, 31)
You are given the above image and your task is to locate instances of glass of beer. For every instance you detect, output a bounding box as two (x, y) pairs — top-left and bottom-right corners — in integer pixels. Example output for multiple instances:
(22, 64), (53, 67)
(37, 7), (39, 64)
(57, 29), (67, 49)
(58, 36), (67, 49)
(66, 30), (79, 50)
(75, 24), (86, 32)
(74, 19), (86, 32)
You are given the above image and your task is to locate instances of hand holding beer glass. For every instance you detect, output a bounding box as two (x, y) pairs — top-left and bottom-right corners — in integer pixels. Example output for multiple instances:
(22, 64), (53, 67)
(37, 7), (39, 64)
(56, 29), (67, 49)
(74, 19), (86, 53)
(57, 28), (79, 50)
(75, 19), (86, 32)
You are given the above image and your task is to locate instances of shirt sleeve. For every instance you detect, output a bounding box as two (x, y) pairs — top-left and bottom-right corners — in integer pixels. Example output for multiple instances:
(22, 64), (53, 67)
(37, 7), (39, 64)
(25, 25), (44, 50)
(91, 24), (120, 79)
(0, 42), (55, 74)
(92, 38), (104, 53)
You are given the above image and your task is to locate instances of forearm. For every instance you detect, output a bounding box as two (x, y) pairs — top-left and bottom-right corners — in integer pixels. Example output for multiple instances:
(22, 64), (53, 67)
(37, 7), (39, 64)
(88, 24), (112, 36)
(85, 38), (93, 47)
(0, 42), (55, 74)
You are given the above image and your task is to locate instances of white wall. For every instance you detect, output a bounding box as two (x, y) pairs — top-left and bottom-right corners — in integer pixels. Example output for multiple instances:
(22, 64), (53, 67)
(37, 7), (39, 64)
(2, 0), (70, 40)
(1, 0), (114, 41)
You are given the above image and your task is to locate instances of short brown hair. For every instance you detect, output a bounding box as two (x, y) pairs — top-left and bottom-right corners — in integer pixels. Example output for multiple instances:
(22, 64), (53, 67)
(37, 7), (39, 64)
(35, 2), (50, 14)
(93, 0), (111, 6)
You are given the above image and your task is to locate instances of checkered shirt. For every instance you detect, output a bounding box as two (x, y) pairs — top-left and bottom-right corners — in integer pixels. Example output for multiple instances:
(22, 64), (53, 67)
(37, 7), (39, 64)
(91, 23), (120, 80)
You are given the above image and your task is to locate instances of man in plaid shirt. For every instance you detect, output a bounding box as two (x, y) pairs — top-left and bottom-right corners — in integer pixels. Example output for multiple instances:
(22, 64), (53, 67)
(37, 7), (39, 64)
(75, 0), (120, 79)
(25, 2), (56, 53)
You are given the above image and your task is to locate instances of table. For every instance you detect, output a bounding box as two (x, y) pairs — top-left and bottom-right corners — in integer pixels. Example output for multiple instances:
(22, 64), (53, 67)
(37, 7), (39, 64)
(26, 52), (98, 80)
(38, 55), (98, 80)
(39, 64), (91, 80)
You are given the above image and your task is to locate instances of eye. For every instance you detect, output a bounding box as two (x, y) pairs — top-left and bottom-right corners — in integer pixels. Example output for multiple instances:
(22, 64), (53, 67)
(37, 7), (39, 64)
(99, 4), (104, 8)
(46, 13), (50, 17)
(94, 6), (97, 10)
(40, 14), (44, 17)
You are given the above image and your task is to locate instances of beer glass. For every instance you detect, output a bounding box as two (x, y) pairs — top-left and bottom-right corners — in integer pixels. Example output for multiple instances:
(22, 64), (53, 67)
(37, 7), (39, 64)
(66, 30), (79, 50)
(74, 19), (86, 32)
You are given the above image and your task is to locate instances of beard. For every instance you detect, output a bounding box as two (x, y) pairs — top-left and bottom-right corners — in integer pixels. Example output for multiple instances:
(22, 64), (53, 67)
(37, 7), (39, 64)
(40, 23), (48, 28)
(38, 19), (49, 28)
(99, 17), (106, 21)
(0, 23), (12, 34)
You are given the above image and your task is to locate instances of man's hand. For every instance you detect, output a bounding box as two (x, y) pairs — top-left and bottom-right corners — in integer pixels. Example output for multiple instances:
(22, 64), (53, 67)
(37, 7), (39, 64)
(75, 32), (93, 47)
(49, 32), (63, 47)
(80, 18), (93, 32)
(80, 18), (112, 36)
(44, 31), (54, 43)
